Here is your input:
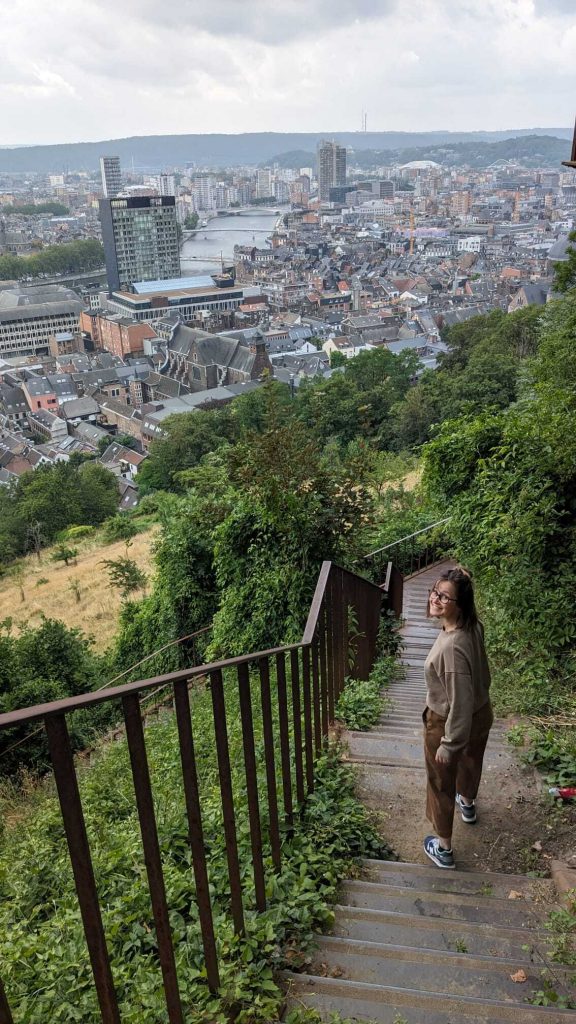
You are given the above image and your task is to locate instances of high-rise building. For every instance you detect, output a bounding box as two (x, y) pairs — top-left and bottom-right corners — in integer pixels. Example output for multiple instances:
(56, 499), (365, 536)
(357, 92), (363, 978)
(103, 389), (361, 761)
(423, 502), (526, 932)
(192, 175), (216, 211)
(99, 155), (123, 198)
(317, 141), (347, 202)
(256, 168), (272, 199)
(99, 196), (181, 292)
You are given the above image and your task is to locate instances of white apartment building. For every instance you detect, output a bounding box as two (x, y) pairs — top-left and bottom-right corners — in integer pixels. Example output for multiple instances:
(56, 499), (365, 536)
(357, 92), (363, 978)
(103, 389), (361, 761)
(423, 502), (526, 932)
(192, 177), (216, 212)
(256, 168), (272, 199)
(456, 236), (483, 252)
(147, 174), (177, 197)
(0, 285), (84, 359)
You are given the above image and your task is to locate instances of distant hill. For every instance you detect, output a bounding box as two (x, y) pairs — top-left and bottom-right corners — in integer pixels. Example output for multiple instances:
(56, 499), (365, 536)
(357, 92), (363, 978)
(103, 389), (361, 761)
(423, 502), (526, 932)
(0, 128), (572, 173)
(271, 135), (570, 171)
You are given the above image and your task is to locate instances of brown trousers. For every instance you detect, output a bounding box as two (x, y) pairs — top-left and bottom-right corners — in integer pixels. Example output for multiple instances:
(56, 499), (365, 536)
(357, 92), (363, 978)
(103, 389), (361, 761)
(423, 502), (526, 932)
(423, 701), (493, 839)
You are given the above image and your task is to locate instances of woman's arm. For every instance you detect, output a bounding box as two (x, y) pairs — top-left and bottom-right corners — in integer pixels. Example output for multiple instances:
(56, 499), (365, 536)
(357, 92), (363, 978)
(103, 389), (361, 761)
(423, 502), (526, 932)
(437, 641), (474, 761)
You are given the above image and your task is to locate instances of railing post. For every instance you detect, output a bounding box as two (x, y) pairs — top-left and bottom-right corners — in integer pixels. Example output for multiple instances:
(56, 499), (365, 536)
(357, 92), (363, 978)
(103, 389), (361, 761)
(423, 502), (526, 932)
(276, 652), (294, 829)
(259, 657), (282, 871)
(318, 605), (329, 739)
(209, 670), (245, 935)
(0, 976), (14, 1024)
(290, 650), (305, 805)
(334, 567), (347, 698)
(237, 664), (266, 912)
(173, 680), (220, 993)
(44, 714), (121, 1024)
(325, 576), (335, 722)
(301, 646), (314, 792)
(311, 639), (321, 754)
(329, 571), (340, 703)
(122, 693), (184, 1024)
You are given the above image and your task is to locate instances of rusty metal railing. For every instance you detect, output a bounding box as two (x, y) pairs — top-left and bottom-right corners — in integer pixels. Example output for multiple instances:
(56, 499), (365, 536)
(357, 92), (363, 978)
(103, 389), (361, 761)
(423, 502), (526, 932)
(0, 561), (382, 1024)
(356, 518), (452, 616)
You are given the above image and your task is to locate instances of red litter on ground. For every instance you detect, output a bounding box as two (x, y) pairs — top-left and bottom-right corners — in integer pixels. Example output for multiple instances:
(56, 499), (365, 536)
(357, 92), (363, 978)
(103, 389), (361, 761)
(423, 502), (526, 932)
(548, 786), (576, 800)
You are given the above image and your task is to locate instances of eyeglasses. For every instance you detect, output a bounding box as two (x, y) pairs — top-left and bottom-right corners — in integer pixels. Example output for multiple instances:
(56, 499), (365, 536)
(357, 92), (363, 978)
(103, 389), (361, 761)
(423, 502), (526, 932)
(429, 588), (457, 605)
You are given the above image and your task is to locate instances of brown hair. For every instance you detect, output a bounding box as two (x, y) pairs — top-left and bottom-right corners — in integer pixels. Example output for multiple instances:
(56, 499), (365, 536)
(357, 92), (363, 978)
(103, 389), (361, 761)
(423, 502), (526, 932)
(427, 565), (478, 631)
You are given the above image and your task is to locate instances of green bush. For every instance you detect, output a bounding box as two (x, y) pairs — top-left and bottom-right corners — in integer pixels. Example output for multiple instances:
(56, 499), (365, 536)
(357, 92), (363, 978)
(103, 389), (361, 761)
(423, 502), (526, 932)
(0, 618), (107, 777)
(336, 654), (396, 731)
(102, 516), (139, 544)
(57, 525), (95, 543)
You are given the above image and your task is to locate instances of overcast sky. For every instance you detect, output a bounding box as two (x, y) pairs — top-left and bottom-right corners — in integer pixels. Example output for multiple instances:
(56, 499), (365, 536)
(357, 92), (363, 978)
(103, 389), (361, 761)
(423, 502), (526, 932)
(1, 0), (575, 146)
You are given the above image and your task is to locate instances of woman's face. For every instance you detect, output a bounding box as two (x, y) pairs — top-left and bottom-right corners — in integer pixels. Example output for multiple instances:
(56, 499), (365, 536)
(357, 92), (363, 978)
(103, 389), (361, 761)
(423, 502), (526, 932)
(428, 579), (459, 625)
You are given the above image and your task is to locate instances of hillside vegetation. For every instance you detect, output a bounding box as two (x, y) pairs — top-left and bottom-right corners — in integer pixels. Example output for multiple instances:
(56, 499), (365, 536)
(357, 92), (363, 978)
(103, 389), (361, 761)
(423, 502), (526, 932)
(0, 527), (157, 650)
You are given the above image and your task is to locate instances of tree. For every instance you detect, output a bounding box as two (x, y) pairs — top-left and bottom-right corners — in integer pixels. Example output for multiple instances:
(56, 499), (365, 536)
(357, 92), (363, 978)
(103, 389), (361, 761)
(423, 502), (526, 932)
(137, 409), (234, 492)
(330, 350), (347, 368)
(208, 420), (372, 657)
(552, 229), (576, 293)
(76, 462), (119, 524)
(421, 291), (576, 714)
(101, 557), (147, 599)
(51, 545), (78, 566)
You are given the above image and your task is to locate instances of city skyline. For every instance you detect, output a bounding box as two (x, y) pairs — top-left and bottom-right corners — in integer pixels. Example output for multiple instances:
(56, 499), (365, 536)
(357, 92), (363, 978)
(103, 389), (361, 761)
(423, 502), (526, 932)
(1, 1), (575, 147)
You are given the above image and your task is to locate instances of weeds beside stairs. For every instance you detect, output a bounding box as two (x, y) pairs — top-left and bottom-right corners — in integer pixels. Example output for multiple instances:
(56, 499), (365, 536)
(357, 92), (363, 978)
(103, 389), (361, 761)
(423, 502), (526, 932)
(281, 564), (576, 1023)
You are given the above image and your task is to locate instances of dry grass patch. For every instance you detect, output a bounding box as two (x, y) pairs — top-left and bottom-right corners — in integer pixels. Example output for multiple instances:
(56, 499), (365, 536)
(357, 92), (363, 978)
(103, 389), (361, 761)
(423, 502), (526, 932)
(0, 527), (158, 651)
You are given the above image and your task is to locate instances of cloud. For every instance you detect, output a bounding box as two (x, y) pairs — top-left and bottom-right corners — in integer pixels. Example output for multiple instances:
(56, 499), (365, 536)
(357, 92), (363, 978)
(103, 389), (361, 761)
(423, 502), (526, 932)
(533, 0), (574, 14)
(117, 0), (397, 44)
(0, 0), (574, 145)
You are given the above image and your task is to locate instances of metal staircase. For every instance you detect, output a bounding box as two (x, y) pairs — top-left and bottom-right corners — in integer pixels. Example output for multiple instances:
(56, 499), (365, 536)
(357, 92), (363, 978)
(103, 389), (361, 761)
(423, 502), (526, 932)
(282, 562), (576, 1023)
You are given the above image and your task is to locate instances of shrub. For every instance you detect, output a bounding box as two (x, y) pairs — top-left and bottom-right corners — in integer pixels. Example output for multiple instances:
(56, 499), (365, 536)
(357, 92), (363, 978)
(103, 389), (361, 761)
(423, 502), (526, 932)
(57, 525), (95, 543)
(336, 654), (396, 731)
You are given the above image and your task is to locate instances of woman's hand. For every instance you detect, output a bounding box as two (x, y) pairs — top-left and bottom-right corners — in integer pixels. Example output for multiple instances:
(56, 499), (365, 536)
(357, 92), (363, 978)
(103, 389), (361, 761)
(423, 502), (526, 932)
(435, 747), (451, 765)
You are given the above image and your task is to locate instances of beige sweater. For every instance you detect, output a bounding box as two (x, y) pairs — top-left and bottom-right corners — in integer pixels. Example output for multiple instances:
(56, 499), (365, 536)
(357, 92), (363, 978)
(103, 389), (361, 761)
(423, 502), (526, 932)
(424, 622), (491, 758)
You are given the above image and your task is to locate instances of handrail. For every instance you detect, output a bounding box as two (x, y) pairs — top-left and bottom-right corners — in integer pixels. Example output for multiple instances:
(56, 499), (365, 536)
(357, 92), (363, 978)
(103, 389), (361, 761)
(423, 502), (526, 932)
(0, 559), (384, 1021)
(357, 517), (451, 562)
(0, 641), (304, 729)
(0, 562), (386, 733)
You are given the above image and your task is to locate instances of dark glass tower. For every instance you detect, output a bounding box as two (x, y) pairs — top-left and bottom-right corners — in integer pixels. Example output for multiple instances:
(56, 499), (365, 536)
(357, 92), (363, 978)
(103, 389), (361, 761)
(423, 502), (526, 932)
(99, 196), (181, 292)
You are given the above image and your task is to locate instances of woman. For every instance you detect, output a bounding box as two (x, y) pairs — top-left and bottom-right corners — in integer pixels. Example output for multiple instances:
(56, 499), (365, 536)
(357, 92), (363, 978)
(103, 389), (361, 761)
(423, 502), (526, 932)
(422, 566), (493, 869)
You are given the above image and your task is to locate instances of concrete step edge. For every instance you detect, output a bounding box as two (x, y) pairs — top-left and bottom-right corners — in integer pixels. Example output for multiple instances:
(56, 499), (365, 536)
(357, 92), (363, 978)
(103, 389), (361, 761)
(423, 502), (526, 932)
(341, 879), (548, 916)
(343, 755), (425, 768)
(282, 972), (576, 1020)
(360, 857), (552, 889)
(311, 933), (552, 970)
(333, 903), (545, 937)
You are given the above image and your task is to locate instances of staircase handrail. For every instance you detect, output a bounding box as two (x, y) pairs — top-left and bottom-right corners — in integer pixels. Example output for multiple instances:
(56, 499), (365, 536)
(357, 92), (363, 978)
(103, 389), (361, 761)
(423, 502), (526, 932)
(0, 560), (384, 1021)
(356, 516), (452, 563)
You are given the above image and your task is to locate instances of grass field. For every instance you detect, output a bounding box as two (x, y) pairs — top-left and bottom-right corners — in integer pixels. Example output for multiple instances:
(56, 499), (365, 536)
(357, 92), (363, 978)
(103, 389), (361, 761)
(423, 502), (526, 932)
(0, 527), (158, 651)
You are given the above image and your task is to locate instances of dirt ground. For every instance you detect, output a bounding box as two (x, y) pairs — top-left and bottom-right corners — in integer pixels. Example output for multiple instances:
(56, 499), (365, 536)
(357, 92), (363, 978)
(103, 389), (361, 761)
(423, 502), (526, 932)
(354, 723), (576, 879)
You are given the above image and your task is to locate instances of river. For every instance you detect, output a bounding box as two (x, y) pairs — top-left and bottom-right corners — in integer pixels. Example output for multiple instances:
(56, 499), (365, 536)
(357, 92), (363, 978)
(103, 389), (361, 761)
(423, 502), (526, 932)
(180, 209), (284, 274)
